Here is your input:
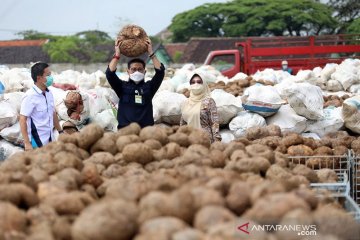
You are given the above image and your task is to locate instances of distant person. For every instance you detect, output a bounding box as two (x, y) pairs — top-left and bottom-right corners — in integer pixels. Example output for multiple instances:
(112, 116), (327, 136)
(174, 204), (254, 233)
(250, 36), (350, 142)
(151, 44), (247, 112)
(106, 37), (165, 129)
(19, 62), (63, 151)
(180, 73), (221, 143)
(281, 60), (293, 75)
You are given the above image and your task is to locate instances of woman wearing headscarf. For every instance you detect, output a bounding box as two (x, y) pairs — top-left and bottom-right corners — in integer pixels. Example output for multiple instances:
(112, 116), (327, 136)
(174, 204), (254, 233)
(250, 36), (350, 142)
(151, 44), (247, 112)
(180, 72), (221, 143)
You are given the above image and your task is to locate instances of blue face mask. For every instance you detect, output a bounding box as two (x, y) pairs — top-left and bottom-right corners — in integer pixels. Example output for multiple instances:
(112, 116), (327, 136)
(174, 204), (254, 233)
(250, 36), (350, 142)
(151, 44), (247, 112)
(45, 75), (54, 87)
(0, 81), (5, 94)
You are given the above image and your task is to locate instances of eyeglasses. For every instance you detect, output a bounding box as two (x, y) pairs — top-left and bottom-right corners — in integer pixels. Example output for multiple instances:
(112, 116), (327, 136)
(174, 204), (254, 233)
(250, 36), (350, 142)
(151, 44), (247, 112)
(129, 67), (145, 73)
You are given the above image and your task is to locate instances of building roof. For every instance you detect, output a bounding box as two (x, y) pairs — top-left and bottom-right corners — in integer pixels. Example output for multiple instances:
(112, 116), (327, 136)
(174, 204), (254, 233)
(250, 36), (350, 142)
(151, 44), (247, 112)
(0, 39), (48, 47)
(180, 37), (245, 63)
(164, 43), (187, 60)
(0, 39), (50, 64)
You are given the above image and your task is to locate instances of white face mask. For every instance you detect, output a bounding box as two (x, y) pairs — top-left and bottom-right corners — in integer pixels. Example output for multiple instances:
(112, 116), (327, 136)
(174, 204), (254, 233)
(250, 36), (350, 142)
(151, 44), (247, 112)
(189, 83), (204, 95)
(130, 71), (145, 84)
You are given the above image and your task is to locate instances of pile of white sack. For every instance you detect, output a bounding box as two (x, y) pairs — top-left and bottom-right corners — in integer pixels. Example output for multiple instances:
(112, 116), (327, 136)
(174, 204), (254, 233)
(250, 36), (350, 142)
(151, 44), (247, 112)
(1, 58), (360, 158)
(0, 67), (120, 160)
(162, 59), (360, 143)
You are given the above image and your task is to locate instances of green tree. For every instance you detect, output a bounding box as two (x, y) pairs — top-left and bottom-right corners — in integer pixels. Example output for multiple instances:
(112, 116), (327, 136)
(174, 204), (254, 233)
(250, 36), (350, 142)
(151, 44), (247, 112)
(75, 30), (113, 62)
(346, 18), (360, 34)
(16, 30), (57, 41)
(173, 51), (183, 63)
(326, 0), (360, 33)
(43, 36), (81, 63)
(170, 3), (225, 42)
(17, 30), (114, 63)
(169, 0), (337, 42)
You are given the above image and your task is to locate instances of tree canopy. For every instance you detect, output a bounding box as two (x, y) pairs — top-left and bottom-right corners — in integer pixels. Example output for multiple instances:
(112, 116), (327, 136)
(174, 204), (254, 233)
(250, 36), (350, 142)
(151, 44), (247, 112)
(169, 0), (340, 42)
(17, 30), (113, 63)
(326, 0), (360, 33)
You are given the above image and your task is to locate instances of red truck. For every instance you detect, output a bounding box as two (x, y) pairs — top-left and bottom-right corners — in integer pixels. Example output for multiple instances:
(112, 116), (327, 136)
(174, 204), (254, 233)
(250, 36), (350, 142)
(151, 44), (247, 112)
(204, 34), (360, 78)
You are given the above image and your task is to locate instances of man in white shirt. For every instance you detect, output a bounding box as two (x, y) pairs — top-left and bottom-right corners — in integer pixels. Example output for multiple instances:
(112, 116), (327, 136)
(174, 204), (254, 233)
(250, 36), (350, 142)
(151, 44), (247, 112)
(19, 62), (63, 151)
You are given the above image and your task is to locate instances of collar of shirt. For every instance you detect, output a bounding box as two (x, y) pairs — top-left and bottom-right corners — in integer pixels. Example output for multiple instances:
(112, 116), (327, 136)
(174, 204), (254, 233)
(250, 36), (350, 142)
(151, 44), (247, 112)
(32, 85), (49, 95)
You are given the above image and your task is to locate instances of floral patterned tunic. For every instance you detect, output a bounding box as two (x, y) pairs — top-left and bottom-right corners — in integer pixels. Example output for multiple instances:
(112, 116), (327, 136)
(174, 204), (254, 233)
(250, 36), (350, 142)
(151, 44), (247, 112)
(180, 97), (221, 143)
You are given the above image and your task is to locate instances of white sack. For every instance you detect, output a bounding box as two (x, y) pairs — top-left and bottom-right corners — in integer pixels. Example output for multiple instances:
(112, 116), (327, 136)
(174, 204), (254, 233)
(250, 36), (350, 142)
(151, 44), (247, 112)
(320, 63), (337, 81)
(153, 90), (186, 125)
(326, 80), (343, 92)
(305, 107), (344, 137)
(285, 82), (324, 120)
(266, 104), (307, 134)
(349, 84), (360, 94)
(330, 59), (360, 90)
(220, 129), (235, 144)
(93, 109), (117, 132)
(0, 140), (23, 161)
(0, 101), (17, 130)
(0, 122), (23, 146)
(242, 85), (284, 117)
(229, 111), (266, 138)
(342, 96), (360, 134)
(296, 70), (317, 85)
(3, 92), (25, 113)
(301, 132), (321, 140)
(229, 72), (248, 82)
(1, 68), (29, 92)
(211, 89), (243, 125)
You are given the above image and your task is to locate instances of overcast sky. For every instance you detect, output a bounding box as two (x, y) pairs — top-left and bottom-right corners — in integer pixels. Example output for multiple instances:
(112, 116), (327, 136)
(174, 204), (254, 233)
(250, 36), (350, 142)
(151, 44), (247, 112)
(0, 0), (229, 40)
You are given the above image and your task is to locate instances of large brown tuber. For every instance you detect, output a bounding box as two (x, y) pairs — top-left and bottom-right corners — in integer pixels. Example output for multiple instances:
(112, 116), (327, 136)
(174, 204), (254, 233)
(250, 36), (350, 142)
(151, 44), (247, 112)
(75, 123), (104, 150)
(122, 143), (154, 164)
(117, 24), (148, 57)
(245, 126), (270, 140)
(245, 144), (275, 163)
(83, 152), (115, 167)
(138, 217), (188, 238)
(287, 144), (314, 156)
(90, 132), (117, 155)
(43, 191), (94, 215)
(225, 157), (271, 175)
(81, 163), (103, 188)
(292, 164), (319, 183)
(168, 132), (191, 147)
(116, 134), (141, 152)
(116, 122), (141, 137)
(281, 133), (304, 147)
(140, 126), (169, 145)
(316, 168), (338, 183)
(226, 181), (252, 215)
(0, 202), (27, 235)
(194, 205), (236, 232)
(313, 205), (360, 239)
(72, 199), (139, 240)
(0, 183), (39, 208)
(245, 192), (310, 225)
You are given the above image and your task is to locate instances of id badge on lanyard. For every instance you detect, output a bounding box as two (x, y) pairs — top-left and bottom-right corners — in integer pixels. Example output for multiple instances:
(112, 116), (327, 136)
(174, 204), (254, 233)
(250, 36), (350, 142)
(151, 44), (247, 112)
(135, 90), (143, 104)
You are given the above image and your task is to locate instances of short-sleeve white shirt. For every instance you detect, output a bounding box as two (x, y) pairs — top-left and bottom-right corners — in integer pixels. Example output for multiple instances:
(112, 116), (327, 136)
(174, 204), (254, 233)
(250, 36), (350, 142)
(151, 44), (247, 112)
(20, 85), (55, 146)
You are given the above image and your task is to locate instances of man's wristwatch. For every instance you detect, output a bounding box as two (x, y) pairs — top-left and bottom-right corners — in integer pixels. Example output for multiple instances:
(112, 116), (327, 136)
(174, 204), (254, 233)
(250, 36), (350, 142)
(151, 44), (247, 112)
(113, 54), (120, 60)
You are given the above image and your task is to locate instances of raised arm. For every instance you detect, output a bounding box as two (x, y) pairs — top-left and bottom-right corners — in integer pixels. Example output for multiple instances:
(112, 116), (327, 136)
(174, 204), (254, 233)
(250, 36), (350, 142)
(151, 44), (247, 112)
(109, 39), (121, 72)
(146, 37), (161, 70)
(105, 39), (123, 97)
